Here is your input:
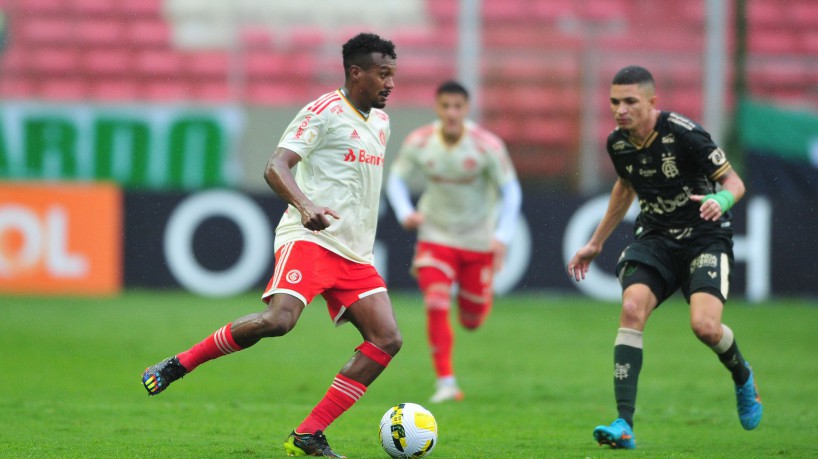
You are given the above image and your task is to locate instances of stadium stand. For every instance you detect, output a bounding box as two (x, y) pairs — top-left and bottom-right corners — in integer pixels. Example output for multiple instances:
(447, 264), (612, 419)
(1, 0), (816, 179)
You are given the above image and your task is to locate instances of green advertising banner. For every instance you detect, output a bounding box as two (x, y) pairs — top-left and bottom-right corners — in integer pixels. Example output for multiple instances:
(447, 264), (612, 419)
(739, 98), (818, 165)
(0, 102), (245, 189)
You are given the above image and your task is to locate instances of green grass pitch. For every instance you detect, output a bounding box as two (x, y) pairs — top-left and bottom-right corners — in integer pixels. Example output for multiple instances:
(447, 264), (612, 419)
(1, 291), (817, 458)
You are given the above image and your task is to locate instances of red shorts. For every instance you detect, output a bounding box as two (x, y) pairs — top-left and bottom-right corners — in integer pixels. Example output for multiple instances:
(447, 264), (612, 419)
(413, 241), (493, 304)
(262, 241), (387, 324)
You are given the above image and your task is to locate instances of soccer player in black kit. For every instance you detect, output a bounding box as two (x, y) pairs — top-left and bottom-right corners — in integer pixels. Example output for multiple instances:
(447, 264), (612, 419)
(568, 65), (762, 449)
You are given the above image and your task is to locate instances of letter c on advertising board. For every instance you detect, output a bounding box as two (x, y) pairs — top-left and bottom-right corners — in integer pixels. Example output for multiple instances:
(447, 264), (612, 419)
(562, 194), (639, 301)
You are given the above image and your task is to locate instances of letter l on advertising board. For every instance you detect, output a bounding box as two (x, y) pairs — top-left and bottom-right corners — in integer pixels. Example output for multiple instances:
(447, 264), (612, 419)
(0, 182), (122, 296)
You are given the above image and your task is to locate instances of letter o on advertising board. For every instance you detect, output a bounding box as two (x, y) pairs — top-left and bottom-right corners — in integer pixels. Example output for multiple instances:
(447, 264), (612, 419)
(164, 190), (271, 297)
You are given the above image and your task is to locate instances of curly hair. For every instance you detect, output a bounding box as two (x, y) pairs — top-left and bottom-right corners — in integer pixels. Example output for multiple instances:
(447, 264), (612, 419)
(342, 33), (397, 77)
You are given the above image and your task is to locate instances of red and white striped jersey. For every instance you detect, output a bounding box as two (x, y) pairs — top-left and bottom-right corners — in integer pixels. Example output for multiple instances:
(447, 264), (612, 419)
(274, 89), (391, 264)
(390, 120), (516, 251)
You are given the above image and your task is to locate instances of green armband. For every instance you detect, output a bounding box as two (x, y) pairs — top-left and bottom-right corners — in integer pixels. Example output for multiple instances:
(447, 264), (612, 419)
(703, 190), (735, 212)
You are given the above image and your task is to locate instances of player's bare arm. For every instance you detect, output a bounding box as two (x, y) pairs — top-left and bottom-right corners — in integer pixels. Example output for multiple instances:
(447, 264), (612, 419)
(264, 147), (340, 231)
(568, 178), (637, 281)
(690, 168), (746, 222)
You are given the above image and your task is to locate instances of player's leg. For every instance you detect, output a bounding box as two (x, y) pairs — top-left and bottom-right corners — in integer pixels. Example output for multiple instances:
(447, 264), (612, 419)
(413, 243), (463, 402)
(142, 241), (316, 396)
(142, 293), (305, 396)
(594, 261), (663, 449)
(416, 265), (462, 403)
(455, 250), (494, 331)
(286, 290), (400, 457)
(687, 249), (762, 430)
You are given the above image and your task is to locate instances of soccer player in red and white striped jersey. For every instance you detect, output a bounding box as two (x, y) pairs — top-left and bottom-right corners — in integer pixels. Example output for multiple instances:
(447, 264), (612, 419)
(386, 80), (522, 403)
(141, 33), (400, 458)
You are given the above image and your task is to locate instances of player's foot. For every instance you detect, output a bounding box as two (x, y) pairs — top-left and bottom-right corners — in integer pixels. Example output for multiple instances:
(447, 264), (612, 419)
(141, 356), (187, 396)
(593, 418), (636, 449)
(284, 430), (345, 458)
(736, 363), (763, 430)
(429, 383), (464, 403)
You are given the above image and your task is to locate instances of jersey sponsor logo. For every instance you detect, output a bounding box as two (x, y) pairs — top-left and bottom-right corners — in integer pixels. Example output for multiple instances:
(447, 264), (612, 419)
(639, 188), (692, 215)
(662, 134), (675, 144)
(639, 168), (657, 177)
(286, 269), (302, 284)
(661, 153), (680, 178)
(350, 129), (361, 140)
(612, 140), (627, 151)
(379, 130), (386, 146)
(330, 105), (344, 114)
(344, 148), (384, 166)
(294, 115), (312, 140)
(708, 148), (727, 166)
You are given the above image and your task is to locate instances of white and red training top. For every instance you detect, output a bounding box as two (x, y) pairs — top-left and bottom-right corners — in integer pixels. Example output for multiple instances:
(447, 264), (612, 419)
(275, 89), (391, 264)
(389, 120), (517, 251)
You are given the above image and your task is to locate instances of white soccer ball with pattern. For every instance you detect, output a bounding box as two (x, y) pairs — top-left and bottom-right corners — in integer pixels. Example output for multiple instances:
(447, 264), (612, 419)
(378, 403), (438, 458)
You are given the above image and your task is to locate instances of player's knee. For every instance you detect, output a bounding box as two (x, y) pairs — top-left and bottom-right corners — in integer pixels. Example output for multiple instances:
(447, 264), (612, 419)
(257, 309), (297, 337)
(690, 316), (721, 345)
(423, 283), (451, 311)
(458, 302), (490, 330)
(374, 330), (403, 357)
(620, 297), (649, 327)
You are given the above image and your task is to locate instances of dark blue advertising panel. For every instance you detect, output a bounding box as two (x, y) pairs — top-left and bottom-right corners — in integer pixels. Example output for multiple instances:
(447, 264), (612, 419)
(123, 189), (807, 300)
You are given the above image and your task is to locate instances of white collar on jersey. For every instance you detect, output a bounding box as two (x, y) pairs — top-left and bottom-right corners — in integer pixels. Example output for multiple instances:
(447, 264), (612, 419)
(339, 87), (370, 119)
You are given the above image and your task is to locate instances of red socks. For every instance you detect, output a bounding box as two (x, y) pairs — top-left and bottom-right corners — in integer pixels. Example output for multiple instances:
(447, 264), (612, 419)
(427, 309), (453, 378)
(297, 374), (367, 433)
(177, 323), (242, 372)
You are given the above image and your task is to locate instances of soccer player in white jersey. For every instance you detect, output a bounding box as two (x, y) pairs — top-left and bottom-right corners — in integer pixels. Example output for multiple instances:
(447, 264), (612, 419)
(386, 80), (522, 403)
(141, 33), (400, 458)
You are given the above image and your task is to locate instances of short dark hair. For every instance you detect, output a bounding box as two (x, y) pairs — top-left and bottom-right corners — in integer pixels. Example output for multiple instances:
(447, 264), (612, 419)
(342, 33), (396, 76)
(436, 80), (469, 99)
(612, 65), (655, 86)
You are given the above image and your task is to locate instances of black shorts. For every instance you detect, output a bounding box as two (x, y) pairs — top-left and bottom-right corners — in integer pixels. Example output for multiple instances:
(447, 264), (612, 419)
(616, 233), (733, 304)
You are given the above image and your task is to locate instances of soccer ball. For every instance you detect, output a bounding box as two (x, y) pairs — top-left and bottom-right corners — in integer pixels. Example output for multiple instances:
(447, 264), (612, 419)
(378, 403), (438, 458)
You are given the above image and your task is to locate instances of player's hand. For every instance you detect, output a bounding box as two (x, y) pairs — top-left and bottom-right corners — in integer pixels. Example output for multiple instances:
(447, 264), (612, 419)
(690, 194), (723, 222)
(567, 243), (601, 282)
(491, 239), (507, 273)
(401, 212), (424, 230)
(301, 205), (340, 231)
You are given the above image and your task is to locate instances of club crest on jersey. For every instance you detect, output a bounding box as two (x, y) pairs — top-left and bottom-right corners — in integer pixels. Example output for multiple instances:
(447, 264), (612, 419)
(661, 153), (679, 178)
(286, 270), (302, 284)
(463, 157), (477, 171)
